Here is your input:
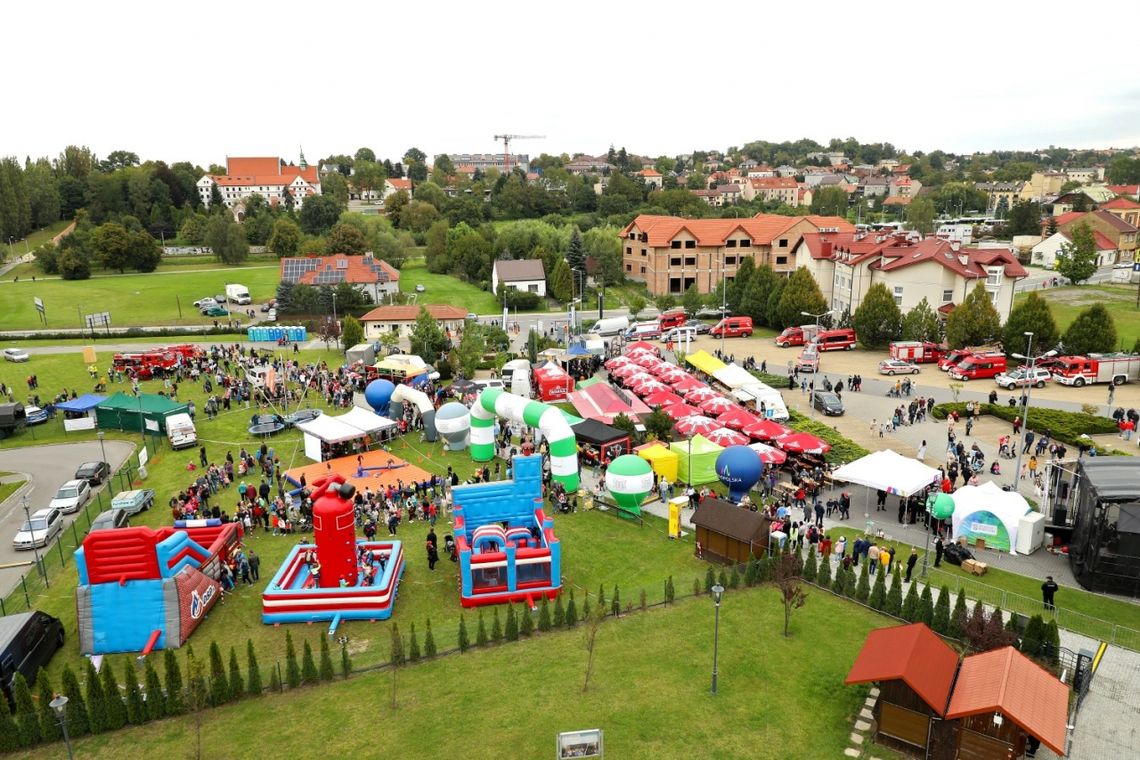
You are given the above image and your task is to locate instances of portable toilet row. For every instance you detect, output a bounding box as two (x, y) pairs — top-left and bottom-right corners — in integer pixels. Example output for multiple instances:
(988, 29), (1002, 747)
(247, 326), (307, 342)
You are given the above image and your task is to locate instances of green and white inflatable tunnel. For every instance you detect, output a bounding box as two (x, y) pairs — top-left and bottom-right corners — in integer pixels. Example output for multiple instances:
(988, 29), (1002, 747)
(468, 388), (579, 491)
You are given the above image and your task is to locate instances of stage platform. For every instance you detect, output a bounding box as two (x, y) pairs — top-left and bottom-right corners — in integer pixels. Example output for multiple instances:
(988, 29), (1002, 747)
(284, 450), (433, 494)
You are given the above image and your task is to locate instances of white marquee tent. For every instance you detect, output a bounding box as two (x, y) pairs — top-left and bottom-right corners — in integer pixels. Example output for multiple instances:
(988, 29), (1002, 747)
(831, 449), (941, 497)
(296, 415), (368, 461)
(950, 480), (1032, 554)
(337, 407), (398, 436)
(712, 363), (760, 390)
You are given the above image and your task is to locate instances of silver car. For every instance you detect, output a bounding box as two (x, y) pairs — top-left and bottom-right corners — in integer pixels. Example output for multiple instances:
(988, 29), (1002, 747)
(878, 359), (920, 376)
(13, 508), (63, 550)
(48, 479), (92, 515)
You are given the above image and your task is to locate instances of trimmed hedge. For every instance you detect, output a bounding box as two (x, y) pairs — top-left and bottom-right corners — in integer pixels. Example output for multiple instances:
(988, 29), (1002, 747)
(931, 403), (1117, 447)
(787, 410), (870, 464)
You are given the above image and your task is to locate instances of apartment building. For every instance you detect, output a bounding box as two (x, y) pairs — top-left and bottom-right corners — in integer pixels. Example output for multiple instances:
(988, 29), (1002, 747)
(198, 155), (321, 211)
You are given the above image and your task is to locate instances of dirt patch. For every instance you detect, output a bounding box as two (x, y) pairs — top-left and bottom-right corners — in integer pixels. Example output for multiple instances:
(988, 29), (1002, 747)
(1037, 285), (1134, 306)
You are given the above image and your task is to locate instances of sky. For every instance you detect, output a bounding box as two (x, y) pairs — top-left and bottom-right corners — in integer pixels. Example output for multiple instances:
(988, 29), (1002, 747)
(5, 0), (1140, 168)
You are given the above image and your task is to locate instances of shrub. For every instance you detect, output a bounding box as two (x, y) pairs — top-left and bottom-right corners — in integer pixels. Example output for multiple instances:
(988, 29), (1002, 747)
(492, 607), (504, 641)
(817, 552), (832, 588)
(950, 591), (968, 639)
(476, 611), (489, 646)
(61, 665), (90, 736)
(301, 641), (319, 683)
(84, 658), (109, 733)
(554, 595), (566, 627)
(319, 633), (335, 681)
(143, 657), (165, 719)
(786, 410), (870, 464)
(0, 700), (19, 752)
(902, 581), (920, 621)
(831, 563), (845, 594)
(802, 546), (817, 582)
(246, 639), (263, 696)
(869, 567), (887, 610)
(566, 589), (578, 627)
(284, 631), (301, 689)
(855, 561), (870, 603)
(885, 566), (903, 616)
(12, 672), (40, 746)
(932, 586), (951, 634)
(341, 640), (352, 678)
(208, 641), (229, 705)
(408, 623), (422, 662)
(520, 605), (535, 636)
(269, 664), (282, 693)
(539, 597), (552, 630)
(612, 585), (622, 615)
(918, 586), (935, 627)
(705, 566), (715, 594)
(36, 670), (62, 741)
(101, 660), (126, 730)
(505, 604), (519, 641)
(931, 402), (1115, 448)
(424, 618), (437, 658)
(1021, 614), (1046, 658)
(458, 615), (470, 652)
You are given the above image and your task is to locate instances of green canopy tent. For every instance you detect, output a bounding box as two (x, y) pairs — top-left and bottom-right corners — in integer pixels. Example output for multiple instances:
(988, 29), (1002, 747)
(95, 392), (189, 433)
(668, 434), (725, 486)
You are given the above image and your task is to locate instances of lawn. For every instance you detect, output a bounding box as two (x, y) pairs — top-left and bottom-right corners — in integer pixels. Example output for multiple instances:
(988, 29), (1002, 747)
(0, 265), (281, 330)
(7, 586), (887, 760)
(397, 258), (507, 314)
(1028, 284), (1140, 351)
(2, 220), (73, 261)
(0, 472), (24, 506)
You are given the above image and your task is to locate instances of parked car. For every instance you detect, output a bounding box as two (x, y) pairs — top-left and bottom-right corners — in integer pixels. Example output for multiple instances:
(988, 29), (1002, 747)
(2, 348), (30, 363)
(942, 542), (975, 566)
(49, 479), (92, 514)
(710, 316), (753, 338)
(994, 367), (1052, 389)
(415, 284), (426, 292)
(90, 509), (130, 531)
(203, 306), (229, 317)
(811, 390), (844, 416)
(259, 298), (277, 313)
(878, 359), (921, 376)
(0, 611), (65, 711)
(661, 326), (698, 343)
(24, 405), (50, 425)
(193, 297), (219, 310)
(266, 309), (277, 322)
(74, 460), (111, 485)
(684, 319), (712, 334)
(466, 313), (479, 320)
(13, 508), (63, 550)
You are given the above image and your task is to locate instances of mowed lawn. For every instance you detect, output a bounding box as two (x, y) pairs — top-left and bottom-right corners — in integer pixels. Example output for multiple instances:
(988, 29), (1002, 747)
(399, 258), (527, 314)
(1028, 284), (1140, 350)
(0, 264), (281, 330)
(8, 586), (887, 760)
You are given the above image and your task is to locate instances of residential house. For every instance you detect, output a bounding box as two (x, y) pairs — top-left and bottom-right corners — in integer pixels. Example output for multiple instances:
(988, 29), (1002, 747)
(715, 184), (743, 205)
(279, 253), (399, 304)
(793, 231), (1028, 321)
(974, 181), (1026, 213)
(1050, 185), (1117, 214)
(745, 177), (801, 206)
(860, 176), (890, 198)
(1053, 209), (1138, 262)
(359, 304), (469, 340)
(447, 153), (529, 173)
(638, 168), (663, 189)
(491, 259), (547, 296)
(1064, 167), (1104, 184)
(566, 156), (615, 175)
(1100, 196), (1140, 229)
(889, 176), (921, 198)
(1106, 184), (1139, 200)
(691, 189), (720, 207)
(1031, 230), (1118, 269)
(620, 213), (855, 296)
(198, 155), (321, 211)
(746, 165), (775, 178)
(381, 177), (412, 205)
(804, 171), (839, 188)
(1025, 171), (1066, 200)
(775, 165), (799, 178)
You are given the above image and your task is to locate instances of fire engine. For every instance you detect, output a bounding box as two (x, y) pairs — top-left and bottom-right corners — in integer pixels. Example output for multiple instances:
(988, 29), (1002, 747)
(889, 341), (945, 364)
(111, 351), (179, 380)
(1050, 354), (1140, 387)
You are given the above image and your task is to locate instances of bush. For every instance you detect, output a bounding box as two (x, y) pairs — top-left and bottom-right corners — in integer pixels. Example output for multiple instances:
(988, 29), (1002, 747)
(787, 410), (870, 464)
(246, 639), (263, 696)
(855, 561), (870, 603)
(802, 547), (817, 582)
(932, 586), (951, 634)
(424, 618), (437, 658)
(885, 566), (903, 616)
(284, 631), (301, 689)
(817, 552), (832, 588)
(476, 611), (489, 647)
(931, 402), (1116, 448)
(301, 641), (319, 683)
(458, 615), (470, 652)
(520, 605), (535, 636)
(566, 589), (578, 627)
(869, 568), (887, 610)
(505, 604), (519, 641)
(918, 586), (935, 627)
(408, 623), (421, 662)
(319, 633), (335, 681)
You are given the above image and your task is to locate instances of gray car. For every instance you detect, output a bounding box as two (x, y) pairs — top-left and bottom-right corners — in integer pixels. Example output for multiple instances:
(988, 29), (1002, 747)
(90, 510), (130, 531)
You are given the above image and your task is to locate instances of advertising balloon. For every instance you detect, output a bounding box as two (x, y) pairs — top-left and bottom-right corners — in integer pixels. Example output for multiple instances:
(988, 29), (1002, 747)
(715, 445), (763, 502)
(364, 379), (396, 416)
(928, 492), (955, 520)
(605, 455), (654, 515)
(435, 402), (472, 451)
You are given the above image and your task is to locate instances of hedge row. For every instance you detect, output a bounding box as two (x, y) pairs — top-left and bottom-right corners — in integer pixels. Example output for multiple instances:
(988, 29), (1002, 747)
(930, 403), (1117, 447)
(786, 410), (870, 464)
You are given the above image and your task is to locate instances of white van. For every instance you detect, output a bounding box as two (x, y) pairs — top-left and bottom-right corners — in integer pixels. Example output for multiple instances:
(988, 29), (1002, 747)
(501, 359), (532, 397)
(731, 383), (790, 421)
(166, 413), (198, 450)
(225, 284), (252, 305)
(593, 316), (630, 337)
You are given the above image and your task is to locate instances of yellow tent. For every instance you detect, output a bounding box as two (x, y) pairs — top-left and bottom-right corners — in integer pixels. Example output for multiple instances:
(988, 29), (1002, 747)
(685, 349), (727, 375)
(638, 443), (679, 482)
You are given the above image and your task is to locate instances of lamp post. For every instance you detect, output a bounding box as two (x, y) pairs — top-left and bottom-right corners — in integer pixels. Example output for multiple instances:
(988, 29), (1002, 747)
(800, 310), (833, 418)
(50, 694), (74, 760)
(800, 309), (833, 331)
(719, 250), (728, 356)
(97, 430), (107, 467)
(21, 492), (47, 586)
(710, 583), (725, 695)
(1010, 331), (1058, 492)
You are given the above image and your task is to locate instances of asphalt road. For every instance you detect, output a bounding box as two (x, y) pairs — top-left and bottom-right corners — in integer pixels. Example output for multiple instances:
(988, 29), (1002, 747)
(0, 439), (135, 602)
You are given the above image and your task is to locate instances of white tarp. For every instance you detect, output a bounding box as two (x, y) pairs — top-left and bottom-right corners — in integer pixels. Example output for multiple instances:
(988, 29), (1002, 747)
(335, 407), (398, 435)
(711, 363), (759, 389)
(950, 480), (1032, 554)
(296, 414), (365, 444)
(831, 449), (941, 497)
(731, 382), (789, 421)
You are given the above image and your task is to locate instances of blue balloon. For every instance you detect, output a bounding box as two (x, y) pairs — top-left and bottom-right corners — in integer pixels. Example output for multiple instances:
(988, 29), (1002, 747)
(715, 446), (764, 502)
(365, 379), (396, 415)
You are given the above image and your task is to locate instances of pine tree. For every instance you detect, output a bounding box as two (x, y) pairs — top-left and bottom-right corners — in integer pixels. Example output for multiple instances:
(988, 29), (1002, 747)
(566, 589), (578, 628)
(269, 663), (282, 693)
(476, 611), (489, 646)
(1045, 620), (1061, 666)
(12, 672), (41, 746)
(408, 623), (421, 662)
(817, 552), (832, 588)
(60, 665), (90, 737)
(932, 586), (952, 634)
(208, 641), (229, 706)
(225, 647), (245, 699)
(0, 700), (20, 752)
(539, 597), (553, 631)
(640, 588), (648, 611)
(950, 592), (969, 639)
(918, 586), (935, 627)
(802, 546), (817, 582)
(84, 658), (109, 733)
(885, 566), (904, 617)
(520, 604), (535, 636)
(718, 569), (729, 591)
(831, 563), (846, 594)
(100, 661), (126, 730)
(301, 641), (319, 684)
(902, 580), (920, 621)
(665, 576), (674, 603)
(612, 585), (622, 615)
(946, 281), (1002, 349)
(144, 657), (165, 719)
(728, 566), (740, 590)
(316, 633), (333, 682)
(855, 561), (871, 603)
(597, 584), (607, 613)
(744, 556), (758, 586)
(424, 618), (438, 658)
(124, 660), (145, 725)
(491, 608), (504, 642)
(388, 625), (405, 667)
(340, 640), (352, 678)
(843, 564), (858, 598)
(457, 615), (470, 652)
(693, 578), (702, 597)
(852, 282), (904, 349)
(163, 647), (185, 714)
(870, 567), (887, 610)
(1021, 615), (1046, 658)
(705, 566), (715, 594)
(246, 639), (263, 696)
(36, 671), (62, 742)
(553, 595), (565, 627)
(505, 603), (520, 641)
(284, 631), (301, 689)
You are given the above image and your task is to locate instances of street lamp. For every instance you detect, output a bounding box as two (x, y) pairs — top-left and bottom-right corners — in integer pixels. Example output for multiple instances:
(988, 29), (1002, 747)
(21, 492), (48, 587)
(1010, 331), (1058, 491)
(800, 309), (833, 331)
(710, 583), (725, 695)
(50, 694), (74, 760)
(97, 430), (107, 467)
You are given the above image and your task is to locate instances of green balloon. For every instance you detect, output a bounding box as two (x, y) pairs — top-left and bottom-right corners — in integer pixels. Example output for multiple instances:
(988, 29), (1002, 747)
(928, 492), (955, 520)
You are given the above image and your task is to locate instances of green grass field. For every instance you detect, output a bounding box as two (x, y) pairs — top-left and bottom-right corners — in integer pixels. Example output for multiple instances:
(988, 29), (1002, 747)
(0, 473), (24, 506)
(3, 220), (73, 261)
(398, 258), (507, 314)
(7, 586), (888, 760)
(1028, 284), (1140, 351)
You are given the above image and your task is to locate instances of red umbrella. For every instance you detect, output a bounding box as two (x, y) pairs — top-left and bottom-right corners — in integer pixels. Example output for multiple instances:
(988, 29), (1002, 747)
(610, 364), (641, 379)
(706, 427), (749, 447)
(604, 356), (634, 371)
(717, 407), (759, 431)
(664, 403), (700, 420)
(672, 375), (706, 393)
(635, 354), (662, 368)
(699, 396), (736, 416)
(624, 371), (655, 387)
(631, 377), (668, 396)
(674, 415), (720, 437)
(742, 418), (792, 441)
(775, 431), (831, 455)
(749, 442), (787, 465)
(656, 366), (689, 382)
(624, 341), (658, 357)
(684, 386), (720, 404)
(644, 390), (683, 407)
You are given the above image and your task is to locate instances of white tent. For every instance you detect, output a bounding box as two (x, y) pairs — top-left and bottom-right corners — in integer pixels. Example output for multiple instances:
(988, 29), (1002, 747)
(731, 382), (789, 421)
(296, 415), (367, 461)
(711, 363), (759, 389)
(336, 407), (398, 435)
(831, 449), (941, 497)
(950, 480), (1032, 554)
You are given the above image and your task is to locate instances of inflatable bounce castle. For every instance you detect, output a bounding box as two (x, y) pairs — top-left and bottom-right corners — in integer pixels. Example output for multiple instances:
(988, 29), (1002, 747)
(452, 455), (562, 608)
(75, 522), (242, 655)
(262, 473), (405, 631)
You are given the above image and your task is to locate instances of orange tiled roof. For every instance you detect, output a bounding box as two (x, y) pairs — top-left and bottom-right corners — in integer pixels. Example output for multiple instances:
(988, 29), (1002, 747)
(639, 168), (662, 177)
(750, 177), (798, 190)
(360, 304), (468, 322)
(387, 178), (413, 189)
(945, 647), (1069, 756)
(623, 214), (798, 247)
(212, 156), (318, 187)
(228, 157), (281, 175)
(1101, 196), (1140, 210)
(845, 623), (958, 715)
(802, 215), (856, 231)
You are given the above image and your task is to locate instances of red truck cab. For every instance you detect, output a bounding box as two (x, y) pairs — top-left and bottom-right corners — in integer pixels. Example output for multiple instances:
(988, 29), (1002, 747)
(657, 309), (687, 330)
(938, 348), (973, 372)
(710, 316), (753, 338)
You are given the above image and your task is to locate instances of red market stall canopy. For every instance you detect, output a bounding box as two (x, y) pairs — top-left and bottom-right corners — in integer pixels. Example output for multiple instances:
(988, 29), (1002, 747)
(706, 427), (749, 447)
(749, 442), (787, 465)
(664, 403), (700, 420)
(742, 418), (791, 441)
(672, 375), (706, 393)
(643, 390), (683, 407)
(775, 431), (831, 455)
(624, 341), (659, 357)
(630, 377), (668, 396)
(534, 362), (573, 401)
(604, 356), (634, 371)
(674, 415), (720, 437)
(567, 382), (650, 424)
(699, 396), (736, 416)
(684, 386), (720, 404)
(717, 407), (759, 431)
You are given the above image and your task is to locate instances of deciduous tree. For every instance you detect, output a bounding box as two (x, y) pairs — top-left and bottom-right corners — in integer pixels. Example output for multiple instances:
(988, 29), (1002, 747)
(852, 282), (903, 348)
(1055, 222), (1098, 284)
(902, 297), (941, 342)
(1002, 292), (1059, 356)
(1063, 303), (1117, 355)
(775, 267), (827, 329)
(269, 218), (302, 257)
(905, 197), (936, 234)
(945, 282), (1001, 348)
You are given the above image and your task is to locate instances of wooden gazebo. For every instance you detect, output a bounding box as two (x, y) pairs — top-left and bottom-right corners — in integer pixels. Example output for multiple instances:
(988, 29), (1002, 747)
(690, 498), (771, 564)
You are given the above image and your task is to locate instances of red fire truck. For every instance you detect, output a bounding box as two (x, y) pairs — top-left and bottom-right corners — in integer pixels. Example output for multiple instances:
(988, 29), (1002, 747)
(889, 341), (946, 364)
(163, 344), (204, 363)
(657, 309), (688, 330)
(112, 351), (180, 380)
(1050, 354), (1140, 387)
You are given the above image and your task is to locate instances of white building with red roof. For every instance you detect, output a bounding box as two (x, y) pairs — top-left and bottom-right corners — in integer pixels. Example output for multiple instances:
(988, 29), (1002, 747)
(198, 155), (321, 211)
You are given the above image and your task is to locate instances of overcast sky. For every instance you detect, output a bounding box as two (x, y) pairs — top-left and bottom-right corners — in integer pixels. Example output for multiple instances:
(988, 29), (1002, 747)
(6, 0), (1139, 168)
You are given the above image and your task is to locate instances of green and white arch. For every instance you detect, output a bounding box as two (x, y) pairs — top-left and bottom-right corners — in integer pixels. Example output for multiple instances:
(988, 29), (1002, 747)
(469, 388), (579, 491)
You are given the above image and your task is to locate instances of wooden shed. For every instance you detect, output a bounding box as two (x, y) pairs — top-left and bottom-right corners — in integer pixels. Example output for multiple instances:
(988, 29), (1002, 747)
(690, 498), (771, 564)
(845, 623), (960, 755)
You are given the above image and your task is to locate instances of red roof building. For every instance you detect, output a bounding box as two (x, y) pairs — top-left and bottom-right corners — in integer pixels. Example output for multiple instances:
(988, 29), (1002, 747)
(280, 254), (400, 303)
(359, 304), (470, 340)
(198, 154), (321, 212)
(845, 622), (959, 715)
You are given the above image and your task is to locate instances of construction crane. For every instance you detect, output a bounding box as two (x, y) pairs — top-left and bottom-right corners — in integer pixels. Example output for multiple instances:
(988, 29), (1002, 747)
(493, 134), (545, 173)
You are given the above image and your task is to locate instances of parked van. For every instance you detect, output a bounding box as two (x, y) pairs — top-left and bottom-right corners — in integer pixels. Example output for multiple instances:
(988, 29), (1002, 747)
(774, 324), (818, 347)
(710, 316), (753, 338)
(225, 283), (252, 305)
(814, 328), (857, 352)
(0, 611), (65, 711)
(593, 316), (630, 337)
(166, 412), (197, 449)
(948, 353), (1007, 381)
(624, 322), (662, 340)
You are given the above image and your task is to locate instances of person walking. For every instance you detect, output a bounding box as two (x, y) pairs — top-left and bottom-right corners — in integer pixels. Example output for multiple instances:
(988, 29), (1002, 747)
(905, 548), (918, 582)
(917, 440), (927, 461)
(199, 445), (208, 468)
(248, 550), (260, 581)
(1041, 576), (1058, 610)
(934, 537), (944, 568)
